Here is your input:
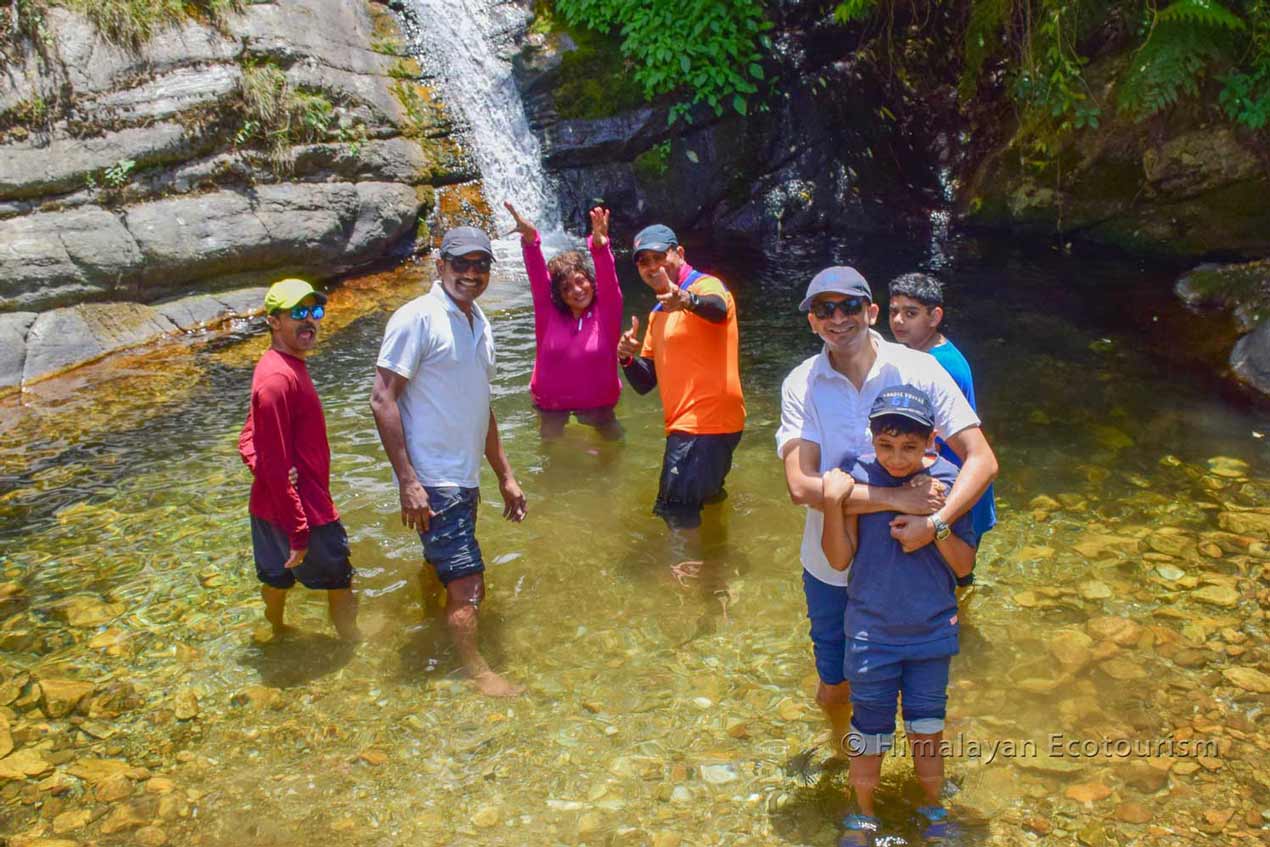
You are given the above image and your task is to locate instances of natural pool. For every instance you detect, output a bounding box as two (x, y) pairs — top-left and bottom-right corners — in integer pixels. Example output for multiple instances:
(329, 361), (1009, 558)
(1, 234), (1268, 847)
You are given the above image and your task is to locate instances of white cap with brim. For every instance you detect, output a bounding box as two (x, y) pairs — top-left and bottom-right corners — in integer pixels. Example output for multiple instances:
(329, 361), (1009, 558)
(799, 266), (872, 311)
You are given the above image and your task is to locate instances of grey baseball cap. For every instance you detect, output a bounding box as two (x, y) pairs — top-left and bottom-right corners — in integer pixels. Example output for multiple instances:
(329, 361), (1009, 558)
(799, 266), (872, 311)
(440, 226), (495, 260)
(869, 385), (935, 428)
(632, 224), (678, 255)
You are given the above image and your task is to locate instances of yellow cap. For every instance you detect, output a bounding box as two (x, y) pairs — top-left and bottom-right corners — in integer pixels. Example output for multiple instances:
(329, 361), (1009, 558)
(264, 278), (326, 313)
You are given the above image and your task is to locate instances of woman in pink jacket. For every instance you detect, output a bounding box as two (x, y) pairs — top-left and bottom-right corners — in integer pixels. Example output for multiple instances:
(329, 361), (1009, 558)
(504, 201), (624, 439)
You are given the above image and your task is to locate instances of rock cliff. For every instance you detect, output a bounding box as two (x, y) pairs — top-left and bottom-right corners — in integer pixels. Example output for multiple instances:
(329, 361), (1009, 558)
(0, 0), (476, 392)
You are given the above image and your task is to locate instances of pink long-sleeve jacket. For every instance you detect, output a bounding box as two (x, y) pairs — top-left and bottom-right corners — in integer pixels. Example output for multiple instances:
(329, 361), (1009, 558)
(523, 234), (623, 411)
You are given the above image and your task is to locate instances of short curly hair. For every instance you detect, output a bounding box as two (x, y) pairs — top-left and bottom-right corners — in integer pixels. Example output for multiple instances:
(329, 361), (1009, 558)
(546, 250), (597, 316)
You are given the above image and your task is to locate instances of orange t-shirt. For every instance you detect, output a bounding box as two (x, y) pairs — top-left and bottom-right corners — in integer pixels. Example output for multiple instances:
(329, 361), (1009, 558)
(640, 269), (746, 435)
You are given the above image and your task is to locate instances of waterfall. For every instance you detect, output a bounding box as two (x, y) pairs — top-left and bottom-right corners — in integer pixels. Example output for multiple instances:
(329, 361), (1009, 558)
(400, 0), (572, 260)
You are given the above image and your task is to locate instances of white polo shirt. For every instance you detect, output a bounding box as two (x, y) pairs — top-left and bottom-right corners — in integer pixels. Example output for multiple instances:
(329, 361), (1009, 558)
(775, 332), (981, 587)
(376, 282), (495, 488)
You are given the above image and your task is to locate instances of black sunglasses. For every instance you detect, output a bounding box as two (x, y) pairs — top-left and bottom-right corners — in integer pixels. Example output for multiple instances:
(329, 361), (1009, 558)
(446, 255), (492, 274)
(811, 296), (868, 319)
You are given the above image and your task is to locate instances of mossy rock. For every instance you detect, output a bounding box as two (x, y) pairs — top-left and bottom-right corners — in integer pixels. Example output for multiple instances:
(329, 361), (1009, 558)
(529, 4), (644, 120)
(1176, 260), (1270, 330)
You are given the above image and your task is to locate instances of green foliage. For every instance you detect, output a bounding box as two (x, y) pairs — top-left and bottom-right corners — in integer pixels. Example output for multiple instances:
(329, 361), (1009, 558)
(237, 60), (338, 173)
(103, 158), (137, 188)
(552, 26), (645, 119)
(553, 0), (770, 122)
(1117, 0), (1243, 118)
(633, 140), (672, 180)
(830, 0), (1269, 156)
(833, 0), (878, 22)
(61, 0), (243, 47)
(1, 0), (50, 49)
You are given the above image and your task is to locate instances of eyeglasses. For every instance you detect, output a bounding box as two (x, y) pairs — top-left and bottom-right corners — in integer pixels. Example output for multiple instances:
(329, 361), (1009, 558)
(811, 296), (868, 319)
(280, 304), (325, 321)
(447, 255), (492, 274)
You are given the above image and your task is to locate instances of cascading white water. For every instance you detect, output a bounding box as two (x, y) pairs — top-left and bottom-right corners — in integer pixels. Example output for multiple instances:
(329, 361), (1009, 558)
(401, 0), (573, 261)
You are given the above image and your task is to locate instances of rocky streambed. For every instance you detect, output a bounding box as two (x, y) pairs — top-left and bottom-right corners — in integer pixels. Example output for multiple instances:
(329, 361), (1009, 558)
(1, 237), (1268, 846)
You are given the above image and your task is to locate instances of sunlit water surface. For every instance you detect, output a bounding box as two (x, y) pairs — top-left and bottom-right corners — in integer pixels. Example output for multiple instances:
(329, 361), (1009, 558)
(1, 236), (1268, 847)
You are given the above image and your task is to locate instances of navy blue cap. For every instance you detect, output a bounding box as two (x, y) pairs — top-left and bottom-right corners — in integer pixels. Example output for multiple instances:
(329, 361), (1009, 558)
(800, 266), (872, 311)
(869, 385), (935, 427)
(632, 224), (678, 255)
(440, 226), (495, 260)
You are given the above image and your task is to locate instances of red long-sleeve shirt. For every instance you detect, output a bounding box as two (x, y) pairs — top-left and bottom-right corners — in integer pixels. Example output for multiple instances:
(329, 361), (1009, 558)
(238, 349), (338, 549)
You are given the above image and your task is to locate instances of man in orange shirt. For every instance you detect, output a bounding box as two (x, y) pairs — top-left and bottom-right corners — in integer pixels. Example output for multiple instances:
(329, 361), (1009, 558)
(618, 224), (745, 578)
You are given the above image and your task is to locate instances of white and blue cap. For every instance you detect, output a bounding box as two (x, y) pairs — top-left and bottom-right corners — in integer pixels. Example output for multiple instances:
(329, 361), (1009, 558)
(799, 266), (872, 311)
(869, 385), (935, 428)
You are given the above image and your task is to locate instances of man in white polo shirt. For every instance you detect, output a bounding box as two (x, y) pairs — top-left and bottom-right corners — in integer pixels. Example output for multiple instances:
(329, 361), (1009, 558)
(776, 266), (999, 751)
(370, 226), (528, 698)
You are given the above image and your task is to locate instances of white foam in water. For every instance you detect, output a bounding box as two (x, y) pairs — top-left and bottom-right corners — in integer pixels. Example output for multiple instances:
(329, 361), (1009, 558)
(402, 0), (579, 264)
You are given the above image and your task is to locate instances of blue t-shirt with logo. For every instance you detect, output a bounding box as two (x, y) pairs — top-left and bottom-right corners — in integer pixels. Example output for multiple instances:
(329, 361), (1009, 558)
(929, 337), (997, 539)
(846, 456), (977, 645)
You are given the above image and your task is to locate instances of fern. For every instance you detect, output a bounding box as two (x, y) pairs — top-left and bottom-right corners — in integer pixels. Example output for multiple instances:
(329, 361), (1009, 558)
(1118, 0), (1243, 118)
(1156, 0), (1245, 30)
(834, 0), (880, 23)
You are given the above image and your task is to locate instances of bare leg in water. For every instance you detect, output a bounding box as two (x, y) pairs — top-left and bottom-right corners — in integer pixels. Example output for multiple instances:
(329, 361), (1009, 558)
(327, 588), (362, 641)
(910, 731), (945, 807)
(444, 573), (524, 697)
(261, 586), (293, 636)
(818, 680), (853, 758)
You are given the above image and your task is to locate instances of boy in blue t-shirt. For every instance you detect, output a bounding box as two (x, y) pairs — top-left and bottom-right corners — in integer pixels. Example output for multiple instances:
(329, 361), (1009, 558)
(821, 386), (977, 841)
(887, 272), (997, 546)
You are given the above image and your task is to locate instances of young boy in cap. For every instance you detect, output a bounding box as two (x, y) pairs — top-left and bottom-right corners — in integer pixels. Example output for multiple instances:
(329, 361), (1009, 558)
(239, 278), (360, 640)
(820, 385), (976, 842)
(371, 225), (528, 697)
(887, 272), (997, 545)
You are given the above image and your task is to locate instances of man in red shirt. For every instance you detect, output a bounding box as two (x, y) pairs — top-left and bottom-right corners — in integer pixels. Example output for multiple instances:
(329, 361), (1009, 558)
(238, 278), (360, 640)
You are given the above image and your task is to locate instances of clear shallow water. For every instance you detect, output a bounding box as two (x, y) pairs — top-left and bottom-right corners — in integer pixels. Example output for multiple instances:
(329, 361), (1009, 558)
(1, 236), (1268, 846)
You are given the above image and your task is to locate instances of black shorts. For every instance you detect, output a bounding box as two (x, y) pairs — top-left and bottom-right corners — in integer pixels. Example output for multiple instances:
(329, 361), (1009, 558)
(653, 431), (742, 529)
(251, 517), (353, 590)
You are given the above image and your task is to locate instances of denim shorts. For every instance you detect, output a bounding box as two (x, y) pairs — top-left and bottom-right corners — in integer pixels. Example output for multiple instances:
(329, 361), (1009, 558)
(653, 431), (742, 529)
(251, 517), (353, 590)
(845, 634), (959, 754)
(803, 570), (849, 686)
(419, 486), (484, 585)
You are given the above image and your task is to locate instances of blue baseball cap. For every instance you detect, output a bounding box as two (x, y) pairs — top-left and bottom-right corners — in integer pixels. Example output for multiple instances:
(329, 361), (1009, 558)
(632, 224), (678, 256)
(799, 266), (872, 311)
(869, 385), (935, 427)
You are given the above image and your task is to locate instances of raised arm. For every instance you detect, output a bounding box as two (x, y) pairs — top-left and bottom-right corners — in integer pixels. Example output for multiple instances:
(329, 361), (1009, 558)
(505, 201), (551, 338)
(587, 206), (622, 331)
(369, 366), (433, 532)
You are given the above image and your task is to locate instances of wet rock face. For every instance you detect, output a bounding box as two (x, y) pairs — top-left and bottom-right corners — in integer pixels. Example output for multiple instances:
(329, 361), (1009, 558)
(517, 15), (939, 243)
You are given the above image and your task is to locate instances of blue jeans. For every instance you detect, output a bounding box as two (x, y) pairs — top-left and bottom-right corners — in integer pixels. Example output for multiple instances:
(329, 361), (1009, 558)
(803, 571), (849, 685)
(844, 635), (958, 755)
(418, 486), (483, 585)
